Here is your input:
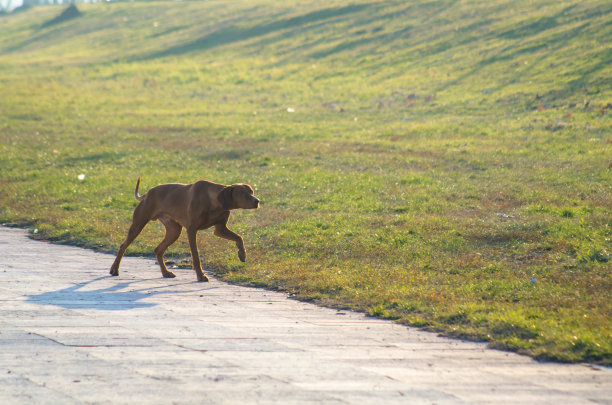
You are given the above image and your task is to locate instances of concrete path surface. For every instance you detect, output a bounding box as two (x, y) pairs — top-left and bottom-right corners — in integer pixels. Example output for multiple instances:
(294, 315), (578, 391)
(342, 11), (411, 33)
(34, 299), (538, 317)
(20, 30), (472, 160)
(0, 226), (610, 405)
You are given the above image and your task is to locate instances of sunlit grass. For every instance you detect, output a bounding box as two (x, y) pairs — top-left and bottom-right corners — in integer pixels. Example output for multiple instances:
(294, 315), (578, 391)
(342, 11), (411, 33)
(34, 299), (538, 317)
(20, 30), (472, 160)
(0, 0), (610, 364)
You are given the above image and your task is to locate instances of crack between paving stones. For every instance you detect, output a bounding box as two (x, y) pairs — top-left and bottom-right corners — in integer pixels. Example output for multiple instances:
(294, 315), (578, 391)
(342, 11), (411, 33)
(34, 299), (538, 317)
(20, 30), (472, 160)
(28, 332), (166, 348)
(5, 368), (83, 404)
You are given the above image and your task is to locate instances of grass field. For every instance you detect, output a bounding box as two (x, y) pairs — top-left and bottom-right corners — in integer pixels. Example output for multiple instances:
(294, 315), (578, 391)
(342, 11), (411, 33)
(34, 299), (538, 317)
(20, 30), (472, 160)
(0, 0), (610, 365)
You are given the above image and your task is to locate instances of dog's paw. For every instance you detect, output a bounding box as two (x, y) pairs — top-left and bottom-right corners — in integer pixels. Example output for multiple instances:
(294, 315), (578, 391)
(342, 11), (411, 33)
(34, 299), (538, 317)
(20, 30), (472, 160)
(238, 250), (246, 262)
(162, 271), (176, 278)
(109, 267), (119, 276)
(197, 274), (210, 282)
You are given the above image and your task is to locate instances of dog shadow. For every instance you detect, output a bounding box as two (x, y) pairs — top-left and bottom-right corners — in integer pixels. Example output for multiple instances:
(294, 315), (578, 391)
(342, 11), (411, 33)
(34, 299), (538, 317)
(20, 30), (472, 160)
(26, 276), (216, 311)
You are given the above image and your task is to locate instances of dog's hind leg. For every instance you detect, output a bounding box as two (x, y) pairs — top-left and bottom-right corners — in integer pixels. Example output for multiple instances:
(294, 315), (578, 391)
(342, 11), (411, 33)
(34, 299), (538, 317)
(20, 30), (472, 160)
(110, 204), (149, 276)
(154, 216), (182, 278)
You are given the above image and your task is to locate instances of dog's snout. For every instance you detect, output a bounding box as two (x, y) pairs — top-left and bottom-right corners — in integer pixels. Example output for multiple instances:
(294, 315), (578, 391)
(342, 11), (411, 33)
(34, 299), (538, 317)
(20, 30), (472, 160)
(253, 197), (260, 207)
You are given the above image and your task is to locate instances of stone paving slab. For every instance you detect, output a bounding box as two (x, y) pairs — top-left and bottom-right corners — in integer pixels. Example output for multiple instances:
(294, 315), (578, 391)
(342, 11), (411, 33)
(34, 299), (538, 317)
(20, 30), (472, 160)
(0, 226), (610, 405)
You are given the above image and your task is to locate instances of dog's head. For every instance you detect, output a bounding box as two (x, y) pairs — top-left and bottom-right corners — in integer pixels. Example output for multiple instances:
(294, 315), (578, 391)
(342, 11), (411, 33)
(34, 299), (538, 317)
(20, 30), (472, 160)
(218, 184), (260, 210)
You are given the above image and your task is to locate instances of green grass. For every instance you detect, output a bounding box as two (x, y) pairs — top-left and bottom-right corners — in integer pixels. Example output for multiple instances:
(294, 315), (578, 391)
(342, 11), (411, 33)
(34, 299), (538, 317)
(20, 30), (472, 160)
(0, 0), (610, 365)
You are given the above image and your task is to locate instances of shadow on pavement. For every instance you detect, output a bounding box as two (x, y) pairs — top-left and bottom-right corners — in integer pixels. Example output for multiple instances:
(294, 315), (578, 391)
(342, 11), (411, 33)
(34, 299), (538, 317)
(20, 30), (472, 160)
(26, 276), (216, 310)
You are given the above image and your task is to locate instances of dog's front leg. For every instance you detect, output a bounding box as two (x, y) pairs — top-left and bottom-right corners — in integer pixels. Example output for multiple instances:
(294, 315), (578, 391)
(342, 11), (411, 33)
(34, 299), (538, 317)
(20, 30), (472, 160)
(187, 227), (209, 282)
(214, 223), (246, 262)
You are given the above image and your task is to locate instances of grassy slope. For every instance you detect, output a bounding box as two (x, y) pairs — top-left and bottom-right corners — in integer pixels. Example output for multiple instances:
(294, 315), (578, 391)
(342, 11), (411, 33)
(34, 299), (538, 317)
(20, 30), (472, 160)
(0, 0), (610, 364)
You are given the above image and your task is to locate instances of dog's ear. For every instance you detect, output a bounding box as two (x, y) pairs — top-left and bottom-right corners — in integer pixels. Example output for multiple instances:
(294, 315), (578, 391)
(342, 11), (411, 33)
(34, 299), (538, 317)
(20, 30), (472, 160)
(217, 186), (233, 210)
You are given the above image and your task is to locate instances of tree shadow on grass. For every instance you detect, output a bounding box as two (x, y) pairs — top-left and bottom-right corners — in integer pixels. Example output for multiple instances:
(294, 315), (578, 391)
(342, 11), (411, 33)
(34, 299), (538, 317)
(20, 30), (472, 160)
(41, 4), (81, 28)
(26, 276), (217, 311)
(141, 3), (371, 60)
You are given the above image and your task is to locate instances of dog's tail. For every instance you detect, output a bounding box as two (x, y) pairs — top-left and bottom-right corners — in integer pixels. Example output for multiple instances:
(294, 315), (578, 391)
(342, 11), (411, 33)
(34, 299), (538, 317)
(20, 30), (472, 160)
(134, 177), (144, 201)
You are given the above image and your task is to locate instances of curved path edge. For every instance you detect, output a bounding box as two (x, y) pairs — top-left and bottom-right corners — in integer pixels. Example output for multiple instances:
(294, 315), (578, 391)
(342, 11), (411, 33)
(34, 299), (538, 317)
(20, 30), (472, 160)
(0, 226), (610, 405)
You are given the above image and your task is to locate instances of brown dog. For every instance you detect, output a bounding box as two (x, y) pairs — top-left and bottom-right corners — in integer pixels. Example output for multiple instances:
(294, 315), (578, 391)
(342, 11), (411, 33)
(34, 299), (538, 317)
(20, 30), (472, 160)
(110, 177), (259, 281)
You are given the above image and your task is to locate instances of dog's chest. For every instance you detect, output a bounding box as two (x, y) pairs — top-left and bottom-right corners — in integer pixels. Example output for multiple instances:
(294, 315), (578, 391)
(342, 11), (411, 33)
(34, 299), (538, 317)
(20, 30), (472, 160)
(196, 211), (229, 230)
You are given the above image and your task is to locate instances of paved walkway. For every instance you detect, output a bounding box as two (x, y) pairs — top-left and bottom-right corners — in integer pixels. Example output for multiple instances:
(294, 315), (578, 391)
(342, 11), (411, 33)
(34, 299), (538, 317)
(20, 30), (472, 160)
(0, 226), (610, 404)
